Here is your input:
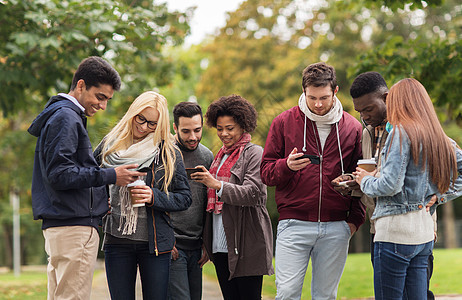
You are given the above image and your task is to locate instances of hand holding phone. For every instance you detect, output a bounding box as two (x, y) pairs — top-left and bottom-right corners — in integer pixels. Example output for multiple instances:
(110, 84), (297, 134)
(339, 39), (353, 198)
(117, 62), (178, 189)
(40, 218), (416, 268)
(337, 180), (356, 187)
(295, 154), (320, 165)
(185, 167), (202, 180)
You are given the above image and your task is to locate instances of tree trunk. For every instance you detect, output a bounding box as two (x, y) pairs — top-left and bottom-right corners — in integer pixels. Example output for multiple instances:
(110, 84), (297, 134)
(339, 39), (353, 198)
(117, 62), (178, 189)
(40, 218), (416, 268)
(2, 224), (13, 269)
(443, 202), (457, 248)
(352, 226), (364, 253)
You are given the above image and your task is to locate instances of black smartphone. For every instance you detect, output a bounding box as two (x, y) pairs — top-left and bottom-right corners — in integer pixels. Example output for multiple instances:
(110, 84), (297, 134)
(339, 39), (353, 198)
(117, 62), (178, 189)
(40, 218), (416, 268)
(137, 167), (152, 173)
(185, 167), (202, 179)
(295, 154), (320, 165)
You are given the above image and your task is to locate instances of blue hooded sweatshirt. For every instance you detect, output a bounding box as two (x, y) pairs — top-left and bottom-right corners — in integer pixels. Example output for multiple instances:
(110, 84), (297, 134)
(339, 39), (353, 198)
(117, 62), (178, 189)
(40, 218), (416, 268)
(28, 95), (116, 229)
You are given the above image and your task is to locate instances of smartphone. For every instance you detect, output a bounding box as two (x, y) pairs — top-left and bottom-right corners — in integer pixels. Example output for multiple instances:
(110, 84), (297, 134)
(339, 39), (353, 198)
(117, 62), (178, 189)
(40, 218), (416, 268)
(185, 167), (202, 179)
(295, 154), (320, 165)
(137, 167), (152, 173)
(337, 179), (356, 187)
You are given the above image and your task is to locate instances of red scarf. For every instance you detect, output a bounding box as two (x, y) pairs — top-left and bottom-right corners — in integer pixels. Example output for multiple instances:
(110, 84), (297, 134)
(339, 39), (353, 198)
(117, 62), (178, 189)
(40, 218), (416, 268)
(206, 132), (252, 214)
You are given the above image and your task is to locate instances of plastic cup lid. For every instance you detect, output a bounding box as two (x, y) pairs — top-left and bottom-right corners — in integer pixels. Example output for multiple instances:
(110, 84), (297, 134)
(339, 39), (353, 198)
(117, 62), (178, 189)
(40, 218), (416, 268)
(127, 179), (145, 187)
(357, 159), (376, 165)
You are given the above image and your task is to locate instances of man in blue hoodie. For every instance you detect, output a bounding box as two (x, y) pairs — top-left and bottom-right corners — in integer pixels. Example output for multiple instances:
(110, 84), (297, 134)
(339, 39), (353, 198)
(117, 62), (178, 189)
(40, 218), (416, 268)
(28, 56), (145, 300)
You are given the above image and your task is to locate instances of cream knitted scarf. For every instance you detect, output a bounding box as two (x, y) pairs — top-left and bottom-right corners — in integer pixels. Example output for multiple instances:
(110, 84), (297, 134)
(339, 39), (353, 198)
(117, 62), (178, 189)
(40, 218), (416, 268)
(102, 133), (159, 235)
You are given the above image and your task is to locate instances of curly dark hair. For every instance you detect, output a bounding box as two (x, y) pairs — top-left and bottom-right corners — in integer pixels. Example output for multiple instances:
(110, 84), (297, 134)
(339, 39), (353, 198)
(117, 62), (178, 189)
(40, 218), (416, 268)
(205, 94), (257, 133)
(350, 71), (388, 99)
(302, 62), (337, 93)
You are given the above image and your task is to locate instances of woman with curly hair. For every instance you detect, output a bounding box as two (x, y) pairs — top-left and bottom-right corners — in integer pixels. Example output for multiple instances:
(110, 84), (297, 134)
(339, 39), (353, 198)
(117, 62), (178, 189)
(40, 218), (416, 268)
(94, 91), (191, 300)
(192, 94), (274, 300)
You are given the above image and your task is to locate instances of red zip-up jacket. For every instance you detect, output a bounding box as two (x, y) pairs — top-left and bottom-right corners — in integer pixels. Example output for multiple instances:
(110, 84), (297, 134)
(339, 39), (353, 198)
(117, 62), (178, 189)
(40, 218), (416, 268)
(261, 106), (365, 230)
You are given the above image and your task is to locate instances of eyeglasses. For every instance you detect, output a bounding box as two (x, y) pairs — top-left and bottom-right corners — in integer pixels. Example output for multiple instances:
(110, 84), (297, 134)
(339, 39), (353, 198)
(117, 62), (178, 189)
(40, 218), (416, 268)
(134, 114), (157, 130)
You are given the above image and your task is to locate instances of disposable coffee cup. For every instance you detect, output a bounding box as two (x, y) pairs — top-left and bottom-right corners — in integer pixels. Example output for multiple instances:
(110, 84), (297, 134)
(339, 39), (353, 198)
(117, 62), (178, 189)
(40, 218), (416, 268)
(127, 179), (146, 208)
(357, 159), (377, 172)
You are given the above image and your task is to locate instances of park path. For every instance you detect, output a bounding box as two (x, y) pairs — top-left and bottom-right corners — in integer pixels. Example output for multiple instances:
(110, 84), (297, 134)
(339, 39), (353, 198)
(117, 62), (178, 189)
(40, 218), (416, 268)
(17, 264), (462, 299)
(82, 259), (458, 300)
(91, 260), (225, 300)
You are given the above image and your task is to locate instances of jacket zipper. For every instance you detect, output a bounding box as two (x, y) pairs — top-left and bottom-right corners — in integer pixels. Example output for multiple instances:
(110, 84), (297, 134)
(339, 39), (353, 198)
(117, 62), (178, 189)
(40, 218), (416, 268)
(235, 217), (239, 255)
(318, 155), (323, 222)
(149, 166), (159, 256)
(152, 210), (159, 256)
(90, 187), (94, 223)
(310, 121), (323, 223)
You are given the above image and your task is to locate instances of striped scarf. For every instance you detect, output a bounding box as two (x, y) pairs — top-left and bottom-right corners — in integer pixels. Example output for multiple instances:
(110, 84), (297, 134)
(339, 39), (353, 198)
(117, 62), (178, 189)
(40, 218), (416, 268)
(206, 132), (251, 214)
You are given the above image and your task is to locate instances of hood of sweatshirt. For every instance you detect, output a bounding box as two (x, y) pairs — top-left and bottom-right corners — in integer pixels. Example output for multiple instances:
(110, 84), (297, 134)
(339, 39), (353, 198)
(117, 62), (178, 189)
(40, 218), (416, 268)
(28, 95), (86, 137)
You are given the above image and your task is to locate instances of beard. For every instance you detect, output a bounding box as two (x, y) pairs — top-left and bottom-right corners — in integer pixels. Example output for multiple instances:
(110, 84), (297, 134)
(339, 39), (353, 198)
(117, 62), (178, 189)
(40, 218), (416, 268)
(176, 134), (201, 152)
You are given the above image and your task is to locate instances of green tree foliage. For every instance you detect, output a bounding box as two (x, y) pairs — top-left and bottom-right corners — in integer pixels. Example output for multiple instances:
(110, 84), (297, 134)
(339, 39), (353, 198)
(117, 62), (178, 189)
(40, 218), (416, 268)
(350, 0), (462, 124)
(195, 0), (460, 249)
(349, 0), (443, 11)
(196, 0), (325, 148)
(0, 0), (193, 266)
(196, 0), (459, 146)
(0, 0), (192, 116)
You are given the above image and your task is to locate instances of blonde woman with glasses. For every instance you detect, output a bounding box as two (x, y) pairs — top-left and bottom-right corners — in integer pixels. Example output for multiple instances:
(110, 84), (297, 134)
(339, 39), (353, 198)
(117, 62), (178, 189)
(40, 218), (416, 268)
(94, 91), (192, 300)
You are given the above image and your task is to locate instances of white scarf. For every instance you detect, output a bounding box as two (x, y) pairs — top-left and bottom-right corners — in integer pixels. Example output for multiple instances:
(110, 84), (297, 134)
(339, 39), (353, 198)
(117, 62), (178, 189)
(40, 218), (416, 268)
(102, 133), (159, 235)
(298, 93), (345, 170)
(298, 92), (343, 124)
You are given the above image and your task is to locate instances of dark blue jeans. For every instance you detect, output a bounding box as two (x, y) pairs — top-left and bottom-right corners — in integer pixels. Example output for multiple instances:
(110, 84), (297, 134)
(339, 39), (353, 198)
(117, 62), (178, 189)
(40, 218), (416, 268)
(168, 248), (202, 300)
(104, 243), (171, 300)
(374, 241), (433, 300)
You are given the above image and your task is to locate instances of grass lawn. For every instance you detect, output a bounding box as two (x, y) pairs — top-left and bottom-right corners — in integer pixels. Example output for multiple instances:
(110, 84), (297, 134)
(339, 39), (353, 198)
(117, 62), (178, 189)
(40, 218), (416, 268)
(0, 271), (47, 299)
(0, 269), (104, 300)
(203, 248), (462, 299)
(1, 248), (460, 299)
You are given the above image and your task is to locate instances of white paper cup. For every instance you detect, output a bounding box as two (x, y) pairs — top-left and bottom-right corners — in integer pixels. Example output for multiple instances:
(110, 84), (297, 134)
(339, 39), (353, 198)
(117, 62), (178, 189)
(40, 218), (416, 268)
(127, 179), (146, 207)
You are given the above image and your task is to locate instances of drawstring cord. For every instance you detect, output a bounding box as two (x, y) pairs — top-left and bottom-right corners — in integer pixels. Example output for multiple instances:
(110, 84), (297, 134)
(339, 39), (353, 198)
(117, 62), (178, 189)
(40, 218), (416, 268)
(335, 123), (345, 175)
(304, 116), (344, 176)
(303, 115), (307, 152)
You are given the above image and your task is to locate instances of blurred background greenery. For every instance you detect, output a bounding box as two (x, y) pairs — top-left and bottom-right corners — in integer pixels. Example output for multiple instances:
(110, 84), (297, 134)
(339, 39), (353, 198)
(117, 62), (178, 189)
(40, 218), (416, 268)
(0, 0), (461, 268)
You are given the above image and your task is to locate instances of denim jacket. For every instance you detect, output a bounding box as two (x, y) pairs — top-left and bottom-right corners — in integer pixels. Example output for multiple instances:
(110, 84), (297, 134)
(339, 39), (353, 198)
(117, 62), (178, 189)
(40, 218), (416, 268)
(361, 126), (462, 220)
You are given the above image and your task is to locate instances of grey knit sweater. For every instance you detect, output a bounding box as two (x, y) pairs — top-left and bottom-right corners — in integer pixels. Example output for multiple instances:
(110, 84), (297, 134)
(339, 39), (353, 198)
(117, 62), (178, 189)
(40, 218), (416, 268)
(171, 142), (213, 250)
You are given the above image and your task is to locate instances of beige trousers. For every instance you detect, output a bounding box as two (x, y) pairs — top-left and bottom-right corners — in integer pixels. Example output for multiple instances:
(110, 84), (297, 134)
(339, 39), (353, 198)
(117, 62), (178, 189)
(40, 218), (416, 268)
(43, 226), (100, 300)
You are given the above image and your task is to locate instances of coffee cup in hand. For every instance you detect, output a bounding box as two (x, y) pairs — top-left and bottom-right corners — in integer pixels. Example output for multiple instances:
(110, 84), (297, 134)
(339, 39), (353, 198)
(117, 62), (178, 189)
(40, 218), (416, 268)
(127, 179), (146, 208)
(357, 159), (377, 172)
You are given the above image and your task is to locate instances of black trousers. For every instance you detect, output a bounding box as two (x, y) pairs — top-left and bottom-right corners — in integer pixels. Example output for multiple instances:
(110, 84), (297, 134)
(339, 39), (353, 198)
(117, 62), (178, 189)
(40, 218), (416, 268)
(213, 252), (263, 300)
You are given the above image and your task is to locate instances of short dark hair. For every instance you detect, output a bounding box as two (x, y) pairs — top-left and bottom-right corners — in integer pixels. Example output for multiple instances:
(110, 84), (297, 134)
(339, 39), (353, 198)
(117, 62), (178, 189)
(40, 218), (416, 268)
(350, 72), (388, 99)
(70, 56), (121, 91)
(205, 94), (257, 133)
(302, 62), (337, 93)
(173, 101), (203, 126)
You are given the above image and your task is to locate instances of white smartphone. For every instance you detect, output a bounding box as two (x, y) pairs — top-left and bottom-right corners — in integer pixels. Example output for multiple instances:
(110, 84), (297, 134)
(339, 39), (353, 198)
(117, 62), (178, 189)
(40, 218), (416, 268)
(337, 180), (355, 186)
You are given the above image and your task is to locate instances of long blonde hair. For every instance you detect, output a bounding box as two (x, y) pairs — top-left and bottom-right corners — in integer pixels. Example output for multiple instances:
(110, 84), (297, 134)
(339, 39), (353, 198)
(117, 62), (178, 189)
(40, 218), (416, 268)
(102, 91), (177, 192)
(387, 78), (457, 193)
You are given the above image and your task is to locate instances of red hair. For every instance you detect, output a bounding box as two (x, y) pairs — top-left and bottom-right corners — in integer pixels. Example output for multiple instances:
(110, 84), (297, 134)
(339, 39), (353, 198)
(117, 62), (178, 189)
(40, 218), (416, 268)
(387, 78), (457, 193)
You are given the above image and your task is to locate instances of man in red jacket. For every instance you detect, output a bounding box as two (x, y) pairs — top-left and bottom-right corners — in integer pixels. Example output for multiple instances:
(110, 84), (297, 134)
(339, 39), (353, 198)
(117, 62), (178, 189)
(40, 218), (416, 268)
(261, 62), (365, 299)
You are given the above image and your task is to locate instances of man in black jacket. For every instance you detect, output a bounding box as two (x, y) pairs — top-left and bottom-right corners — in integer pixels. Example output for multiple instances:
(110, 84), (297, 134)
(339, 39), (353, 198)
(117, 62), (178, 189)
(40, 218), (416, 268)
(28, 56), (144, 299)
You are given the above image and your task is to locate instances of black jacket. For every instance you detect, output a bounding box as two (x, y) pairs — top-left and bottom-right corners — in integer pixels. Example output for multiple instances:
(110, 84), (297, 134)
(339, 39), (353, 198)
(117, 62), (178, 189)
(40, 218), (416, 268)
(28, 95), (116, 229)
(146, 147), (192, 254)
(94, 142), (192, 255)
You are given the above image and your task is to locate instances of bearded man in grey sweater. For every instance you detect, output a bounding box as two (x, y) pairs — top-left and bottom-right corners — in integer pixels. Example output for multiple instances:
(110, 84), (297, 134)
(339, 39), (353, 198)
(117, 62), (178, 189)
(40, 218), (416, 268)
(168, 102), (214, 300)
